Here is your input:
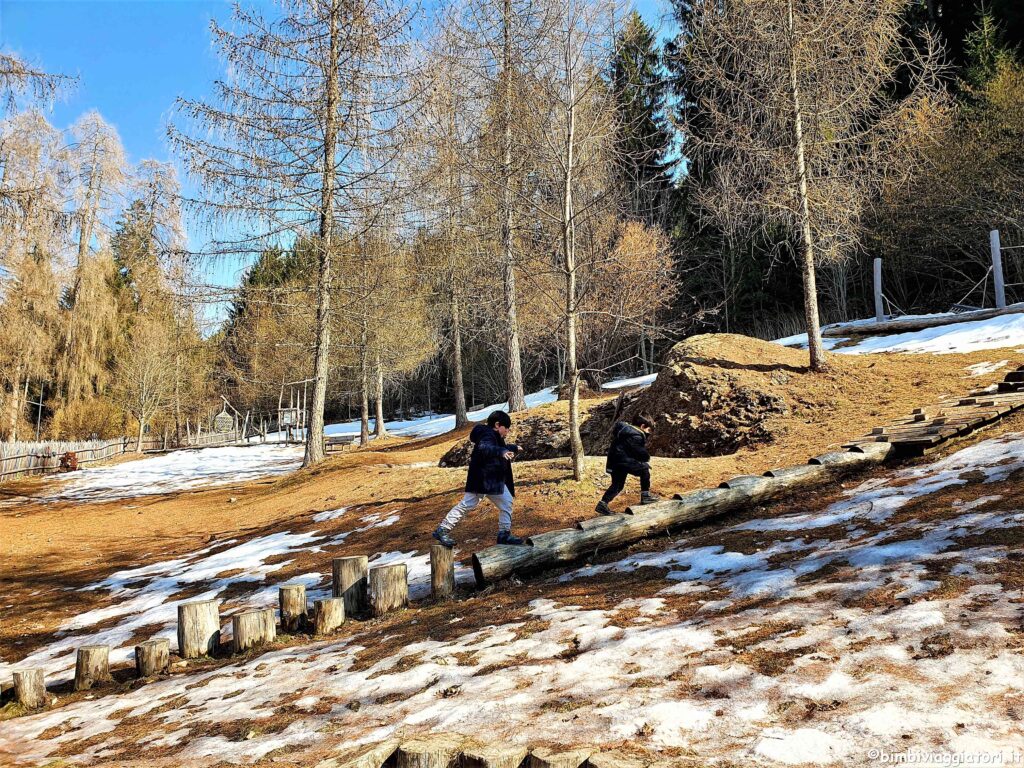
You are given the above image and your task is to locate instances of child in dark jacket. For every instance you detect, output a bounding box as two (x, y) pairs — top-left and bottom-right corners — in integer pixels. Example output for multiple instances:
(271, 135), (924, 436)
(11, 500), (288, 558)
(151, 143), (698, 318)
(433, 410), (525, 547)
(596, 414), (660, 514)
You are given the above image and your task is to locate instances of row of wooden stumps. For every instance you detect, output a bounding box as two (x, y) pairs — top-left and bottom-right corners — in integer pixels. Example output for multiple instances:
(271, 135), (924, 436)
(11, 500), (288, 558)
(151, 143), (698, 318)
(10, 546), (457, 712)
(316, 734), (648, 768)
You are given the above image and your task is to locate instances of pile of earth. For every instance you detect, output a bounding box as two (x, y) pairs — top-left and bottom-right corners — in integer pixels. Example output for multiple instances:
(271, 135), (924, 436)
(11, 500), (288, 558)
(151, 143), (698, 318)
(440, 332), (922, 465)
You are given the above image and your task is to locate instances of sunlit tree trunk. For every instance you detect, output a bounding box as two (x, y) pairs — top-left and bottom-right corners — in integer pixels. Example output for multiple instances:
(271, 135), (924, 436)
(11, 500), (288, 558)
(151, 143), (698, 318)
(374, 349), (388, 438)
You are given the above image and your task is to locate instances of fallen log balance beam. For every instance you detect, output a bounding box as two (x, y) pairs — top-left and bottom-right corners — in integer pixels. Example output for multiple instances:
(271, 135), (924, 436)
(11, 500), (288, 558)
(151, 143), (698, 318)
(822, 302), (1024, 338)
(472, 442), (895, 586)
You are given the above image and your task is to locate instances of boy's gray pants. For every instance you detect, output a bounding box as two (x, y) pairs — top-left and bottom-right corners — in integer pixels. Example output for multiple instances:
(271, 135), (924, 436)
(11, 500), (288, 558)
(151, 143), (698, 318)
(439, 488), (513, 533)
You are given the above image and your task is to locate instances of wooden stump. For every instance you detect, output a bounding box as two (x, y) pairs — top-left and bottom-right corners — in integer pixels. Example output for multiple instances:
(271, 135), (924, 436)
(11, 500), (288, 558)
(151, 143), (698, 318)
(529, 748), (593, 768)
(74, 645), (111, 691)
(279, 584), (308, 633)
(396, 734), (463, 768)
(12, 668), (45, 709)
(430, 543), (455, 599)
(313, 597), (345, 635)
(462, 744), (529, 768)
(332, 556), (369, 617)
(177, 599), (221, 658)
(585, 752), (644, 768)
(369, 563), (408, 617)
(315, 740), (399, 768)
(135, 638), (170, 677)
(233, 609), (273, 653)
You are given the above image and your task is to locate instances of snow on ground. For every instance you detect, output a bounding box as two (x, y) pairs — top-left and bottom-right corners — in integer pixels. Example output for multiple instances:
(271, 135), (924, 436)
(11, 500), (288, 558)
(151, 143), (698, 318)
(40, 443), (304, 503)
(4, 435), (1024, 766)
(776, 311), (1024, 355)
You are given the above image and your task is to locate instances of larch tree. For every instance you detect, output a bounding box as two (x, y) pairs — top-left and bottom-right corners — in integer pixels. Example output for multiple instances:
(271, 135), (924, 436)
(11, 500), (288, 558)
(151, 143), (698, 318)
(679, 0), (948, 371)
(170, 0), (414, 467)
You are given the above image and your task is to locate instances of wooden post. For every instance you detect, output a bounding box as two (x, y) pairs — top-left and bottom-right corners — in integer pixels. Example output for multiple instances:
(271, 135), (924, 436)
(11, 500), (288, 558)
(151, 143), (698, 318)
(260, 607), (277, 641)
(430, 544), (455, 600)
(369, 564), (408, 616)
(313, 597), (346, 635)
(177, 599), (221, 658)
(135, 638), (170, 677)
(462, 745), (529, 768)
(233, 609), (274, 653)
(991, 229), (1006, 309)
(12, 668), (45, 709)
(332, 556), (369, 616)
(529, 748), (593, 768)
(74, 645), (111, 691)
(873, 257), (884, 321)
(279, 584), (308, 633)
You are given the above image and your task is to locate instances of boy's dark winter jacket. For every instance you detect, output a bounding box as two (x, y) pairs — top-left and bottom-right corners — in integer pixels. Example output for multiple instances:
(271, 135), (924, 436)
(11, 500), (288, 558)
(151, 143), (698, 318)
(466, 424), (519, 496)
(606, 421), (650, 475)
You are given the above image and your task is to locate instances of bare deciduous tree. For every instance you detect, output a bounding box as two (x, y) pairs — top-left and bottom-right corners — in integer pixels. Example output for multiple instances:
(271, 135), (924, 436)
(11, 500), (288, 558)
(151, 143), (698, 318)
(681, 0), (948, 370)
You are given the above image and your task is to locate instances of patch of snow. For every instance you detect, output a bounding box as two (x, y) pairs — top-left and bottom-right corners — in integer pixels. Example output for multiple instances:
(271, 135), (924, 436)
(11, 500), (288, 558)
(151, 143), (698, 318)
(965, 360), (1009, 377)
(601, 373), (657, 390)
(754, 727), (850, 764)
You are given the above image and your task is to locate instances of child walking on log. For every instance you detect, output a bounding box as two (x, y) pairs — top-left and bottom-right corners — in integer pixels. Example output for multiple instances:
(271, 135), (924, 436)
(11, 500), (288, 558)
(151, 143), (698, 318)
(433, 410), (526, 547)
(596, 414), (660, 515)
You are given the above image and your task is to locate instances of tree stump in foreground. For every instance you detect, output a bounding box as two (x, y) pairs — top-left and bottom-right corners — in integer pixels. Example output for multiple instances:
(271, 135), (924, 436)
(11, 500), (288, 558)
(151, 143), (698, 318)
(314, 597), (345, 635)
(260, 607), (277, 641)
(430, 544), (455, 599)
(74, 645), (111, 691)
(177, 599), (221, 658)
(135, 638), (170, 677)
(233, 609), (273, 653)
(279, 584), (308, 633)
(396, 734), (464, 768)
(332, 556), (369, 617)
(12, 668), (45, 709)
(369, 563), (408, 617)
(461, 744), (529, 768)
(314, 740), (399, 768)
(528, 748), (593, 768)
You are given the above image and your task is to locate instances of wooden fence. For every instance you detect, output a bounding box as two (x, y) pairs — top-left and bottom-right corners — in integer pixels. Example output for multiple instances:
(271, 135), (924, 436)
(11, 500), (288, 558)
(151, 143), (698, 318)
(0, 429), (259, 482)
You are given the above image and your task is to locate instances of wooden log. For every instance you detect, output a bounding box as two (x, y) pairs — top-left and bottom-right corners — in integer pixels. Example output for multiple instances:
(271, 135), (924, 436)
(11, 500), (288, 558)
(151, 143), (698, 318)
(135, 638), (170, 677)
(430, 543), (456, 599)
(822, 302), (1024, 338)
(177, 599), (221, 658)
(396, 734), (463, 768)
(529, 748), (594, 768)
(12, 668), (45, 709)
(332, 556), (369, 617)
(279, 584), (308, 632)
(315, 740), (400, 768)
(233, 609), (272, 653)
(473, 445), (896, 586)
(369, 564), (408, 616)
(313, 597), (345, 635)
(575, 514), (631, 531)
(462, 744), (530, 768)
(74, 645), (111, 691)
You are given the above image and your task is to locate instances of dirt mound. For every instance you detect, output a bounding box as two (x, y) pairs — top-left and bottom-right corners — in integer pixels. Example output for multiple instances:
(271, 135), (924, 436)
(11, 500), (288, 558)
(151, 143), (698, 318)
(623, 333), (862, 457)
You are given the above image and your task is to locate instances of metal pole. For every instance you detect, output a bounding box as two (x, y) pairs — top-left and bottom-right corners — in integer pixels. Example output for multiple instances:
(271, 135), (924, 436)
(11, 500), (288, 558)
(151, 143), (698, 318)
(991, 229), (1006, 309)
(873, 258), (884, 322)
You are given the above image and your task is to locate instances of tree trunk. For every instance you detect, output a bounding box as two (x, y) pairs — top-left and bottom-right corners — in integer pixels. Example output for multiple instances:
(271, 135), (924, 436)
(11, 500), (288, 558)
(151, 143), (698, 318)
(451, 293), (468, 429)
(7, 367), (21, 442)
(374, 350), (388, 438)
(303, 0), (342, 468)
(501, 0), (526, 413)
(360, 320), (370, 445)
(788, 0), (826, 372)
(563, 54), (584, 482)
(136, 417), (145, 453)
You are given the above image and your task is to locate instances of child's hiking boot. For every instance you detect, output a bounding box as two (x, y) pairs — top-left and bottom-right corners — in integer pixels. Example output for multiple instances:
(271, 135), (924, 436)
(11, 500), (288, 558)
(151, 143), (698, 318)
(432, 527), (456, 548)
(640, 491), (661, 505)
(595, 500), (612, 515)
(496, 530), (526, 545)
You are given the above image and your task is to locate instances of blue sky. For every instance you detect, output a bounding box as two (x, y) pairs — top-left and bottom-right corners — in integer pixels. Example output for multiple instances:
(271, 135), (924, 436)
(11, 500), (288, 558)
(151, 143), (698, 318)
(2, 0), (674, 319)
